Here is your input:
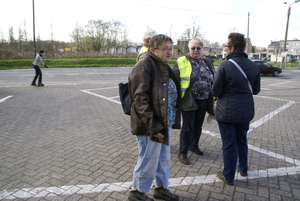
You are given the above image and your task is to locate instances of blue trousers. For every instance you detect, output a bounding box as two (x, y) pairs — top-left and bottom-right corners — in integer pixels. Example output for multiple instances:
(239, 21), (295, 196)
(132, 130), (171, 193)
(218, 122), (249, 180)
(179, 99), (207, 154)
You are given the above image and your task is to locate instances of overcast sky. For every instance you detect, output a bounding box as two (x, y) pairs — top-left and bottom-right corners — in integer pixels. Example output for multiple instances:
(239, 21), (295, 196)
(1, 0), (300, 48)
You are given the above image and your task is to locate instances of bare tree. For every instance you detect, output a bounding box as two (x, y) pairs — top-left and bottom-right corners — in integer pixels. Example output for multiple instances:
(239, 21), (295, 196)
(48, 22), (56, 55)
(18, 24), (23, 52)
(22, 19), (30, 54)
(228, 27), (239, 34)
(106, 20), (121, 53)
(8, 26), (15, 43)
(85, 20), (109, 52)
(210, 41), (223, 49)
(0, 28), (6, 47)
(181, 15), (205, 41)
(119, 25), (129, 53)
(70, 22), (86, 53)
(37, 33), (41, 51)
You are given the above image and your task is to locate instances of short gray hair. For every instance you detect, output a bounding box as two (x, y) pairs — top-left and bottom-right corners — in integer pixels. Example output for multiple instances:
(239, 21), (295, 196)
(149, 34), (173, 49)
(188, 38), (203, 49)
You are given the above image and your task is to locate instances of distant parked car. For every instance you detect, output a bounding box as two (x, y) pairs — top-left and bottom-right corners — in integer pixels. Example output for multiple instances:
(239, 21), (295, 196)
(251, 60), (282, 77)
(262, 57), (270, 61)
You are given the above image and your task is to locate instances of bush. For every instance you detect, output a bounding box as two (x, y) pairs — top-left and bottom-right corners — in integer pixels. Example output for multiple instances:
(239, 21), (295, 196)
(0, 57), (222, 70)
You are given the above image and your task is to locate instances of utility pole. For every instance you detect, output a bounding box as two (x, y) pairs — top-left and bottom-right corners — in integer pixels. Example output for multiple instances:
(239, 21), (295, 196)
(281, 7), (291, 69)
(247, 12), (250, 54)
(32, 0), (36, 57)
(281, 0), (300, 69)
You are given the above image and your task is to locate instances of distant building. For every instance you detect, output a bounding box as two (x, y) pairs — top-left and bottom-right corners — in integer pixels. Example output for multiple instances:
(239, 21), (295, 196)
(267, 39), (300, 62)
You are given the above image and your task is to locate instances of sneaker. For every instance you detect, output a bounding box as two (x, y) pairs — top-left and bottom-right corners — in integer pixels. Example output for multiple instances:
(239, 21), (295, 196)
(237, 166), (248, 177)
(153, 187), (179, 201)
(31, 83), (36, 86)
(37, 83), (45, 87)
(128, 190), (154, 201)
(189, 147), (204, 155)
(217, 171), (233, 186)
(178, 153), (190, 165)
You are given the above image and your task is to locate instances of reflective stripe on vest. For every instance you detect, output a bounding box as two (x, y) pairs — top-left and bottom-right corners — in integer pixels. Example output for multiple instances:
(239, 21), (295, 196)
(136, 46), (148, 62)
(177, 56), (192, 98)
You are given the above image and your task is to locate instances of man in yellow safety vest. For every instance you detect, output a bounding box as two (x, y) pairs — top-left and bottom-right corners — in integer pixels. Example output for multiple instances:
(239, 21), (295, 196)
(136, 29), (157, 62)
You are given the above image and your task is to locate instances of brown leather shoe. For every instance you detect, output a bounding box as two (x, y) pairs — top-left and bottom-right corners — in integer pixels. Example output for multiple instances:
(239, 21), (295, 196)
(189, 147), (204, 155)
(237, 166), (248, 177)
(178, 153), (190, 165)
(217, 171), (233, 185)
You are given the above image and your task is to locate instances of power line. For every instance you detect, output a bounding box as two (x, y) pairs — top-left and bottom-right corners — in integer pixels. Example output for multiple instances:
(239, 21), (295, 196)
(122, 1), (246, 16)
(251, 15), (300, 29)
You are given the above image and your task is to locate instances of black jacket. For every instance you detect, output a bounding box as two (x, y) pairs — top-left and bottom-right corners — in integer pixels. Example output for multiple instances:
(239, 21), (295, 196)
(213, 51), (261, 123)
(128, 52), (181, 145)
(172, 55), (215, 111)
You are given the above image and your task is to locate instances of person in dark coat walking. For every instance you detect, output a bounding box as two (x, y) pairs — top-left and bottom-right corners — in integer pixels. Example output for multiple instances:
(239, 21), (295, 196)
(213, 33), (261, 185)
(31, 50), (48, 87)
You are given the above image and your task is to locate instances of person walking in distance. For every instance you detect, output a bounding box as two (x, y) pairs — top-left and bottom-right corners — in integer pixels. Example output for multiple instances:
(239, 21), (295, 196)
(31, 50), (48, 87)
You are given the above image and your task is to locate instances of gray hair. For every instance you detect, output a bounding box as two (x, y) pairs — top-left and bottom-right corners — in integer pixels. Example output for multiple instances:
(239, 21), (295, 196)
(188, 38), (203, 49)
(149, 34), (173, 49)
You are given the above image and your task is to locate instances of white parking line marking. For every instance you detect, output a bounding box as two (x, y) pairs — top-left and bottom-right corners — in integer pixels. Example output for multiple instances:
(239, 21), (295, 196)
(248, 101), (295, 133)
(1, 165), (300, 200)
(269, 81), (291, 86)
(84, 86), (119, 91)
(0, 95), (13, 103)
(81, 90), (120, 104)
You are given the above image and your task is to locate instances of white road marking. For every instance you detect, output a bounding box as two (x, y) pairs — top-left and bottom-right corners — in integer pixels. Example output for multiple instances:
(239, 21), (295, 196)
(1, 165), (300, 200)
(0, 95), (13, 103)
(269, 81), (291, 86)
(83, 86), (119, 91)
(81, 90), (120, 105)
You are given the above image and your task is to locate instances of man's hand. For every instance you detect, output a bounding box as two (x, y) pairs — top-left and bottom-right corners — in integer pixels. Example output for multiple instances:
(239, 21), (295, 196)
(44, 64), (49, 68)
(30, 64), (34, 68)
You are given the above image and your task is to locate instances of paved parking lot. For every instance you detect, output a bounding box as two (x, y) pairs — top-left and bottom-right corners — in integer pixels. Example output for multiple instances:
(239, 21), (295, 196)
(0, 67), (300, 200)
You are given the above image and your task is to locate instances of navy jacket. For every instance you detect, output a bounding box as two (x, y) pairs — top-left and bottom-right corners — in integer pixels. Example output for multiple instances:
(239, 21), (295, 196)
(213, 51), (261, 123)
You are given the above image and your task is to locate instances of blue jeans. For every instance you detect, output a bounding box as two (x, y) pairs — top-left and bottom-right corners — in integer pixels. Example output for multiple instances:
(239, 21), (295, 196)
(132, 130), (171, 193)
(179, 99), (207, 154)
(218, 122), (249, 180)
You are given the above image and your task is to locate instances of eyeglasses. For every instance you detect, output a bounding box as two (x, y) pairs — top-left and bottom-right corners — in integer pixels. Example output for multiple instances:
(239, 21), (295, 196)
(191, 47), (201, 50)
(156, 48), (173, 53)
(224, 45), (232, 48)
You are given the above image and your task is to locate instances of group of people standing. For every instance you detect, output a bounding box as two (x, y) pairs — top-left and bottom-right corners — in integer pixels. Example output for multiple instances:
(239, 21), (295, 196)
(128, 29), (260, 201)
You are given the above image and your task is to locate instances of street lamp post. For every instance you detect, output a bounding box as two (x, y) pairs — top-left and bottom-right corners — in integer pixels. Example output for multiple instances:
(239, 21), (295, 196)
(281, 0), (300, 69)
(32, 0), (36, 57)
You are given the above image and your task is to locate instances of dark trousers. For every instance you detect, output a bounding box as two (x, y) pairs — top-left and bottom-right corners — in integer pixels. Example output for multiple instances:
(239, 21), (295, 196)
(32, 65), (42, 84)
(179, 99), (207, 154)
(218, 121), (249, 180)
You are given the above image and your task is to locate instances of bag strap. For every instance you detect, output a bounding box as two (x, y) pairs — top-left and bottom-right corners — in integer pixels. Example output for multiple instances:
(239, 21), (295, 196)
(228, 59), (253, 94)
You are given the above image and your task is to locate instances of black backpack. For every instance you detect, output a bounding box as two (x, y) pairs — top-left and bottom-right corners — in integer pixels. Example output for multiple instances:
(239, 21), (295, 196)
(119, 58), (154, 115)
(119, 82), (131, 115)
